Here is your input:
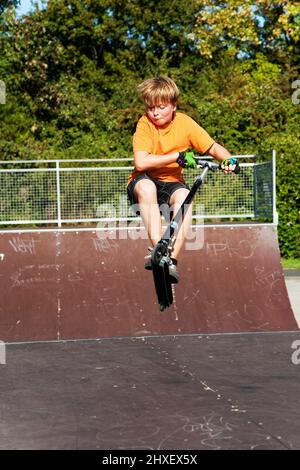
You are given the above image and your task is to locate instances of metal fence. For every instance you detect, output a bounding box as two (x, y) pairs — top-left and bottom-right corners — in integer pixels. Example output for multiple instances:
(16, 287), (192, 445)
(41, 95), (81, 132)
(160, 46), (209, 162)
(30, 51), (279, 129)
(0, 153), (276, 228)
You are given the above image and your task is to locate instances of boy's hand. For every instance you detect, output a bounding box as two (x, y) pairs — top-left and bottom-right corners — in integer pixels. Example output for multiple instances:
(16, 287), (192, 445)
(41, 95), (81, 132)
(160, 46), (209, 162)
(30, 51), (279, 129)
(177, 151), (197, 169)
(221, 157), (240, 174)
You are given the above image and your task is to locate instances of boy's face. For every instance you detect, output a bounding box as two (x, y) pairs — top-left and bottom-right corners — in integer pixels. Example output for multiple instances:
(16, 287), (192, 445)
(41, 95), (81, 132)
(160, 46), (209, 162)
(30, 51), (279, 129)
(146, 102), (176, 127)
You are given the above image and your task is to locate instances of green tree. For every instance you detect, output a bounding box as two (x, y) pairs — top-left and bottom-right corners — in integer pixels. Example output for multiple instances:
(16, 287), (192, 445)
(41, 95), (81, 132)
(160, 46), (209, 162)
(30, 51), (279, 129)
(193, 0), (300, 64)
(0, 1), (19, 15)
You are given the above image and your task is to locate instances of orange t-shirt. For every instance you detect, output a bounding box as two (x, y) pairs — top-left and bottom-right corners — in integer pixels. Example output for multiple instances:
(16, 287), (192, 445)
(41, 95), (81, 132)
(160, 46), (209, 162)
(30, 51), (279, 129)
(128, 112), (215, 183)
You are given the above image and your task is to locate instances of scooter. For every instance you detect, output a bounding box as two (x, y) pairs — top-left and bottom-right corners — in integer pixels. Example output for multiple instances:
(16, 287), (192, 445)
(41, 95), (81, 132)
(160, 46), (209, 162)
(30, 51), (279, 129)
(151, 158), (239, 311)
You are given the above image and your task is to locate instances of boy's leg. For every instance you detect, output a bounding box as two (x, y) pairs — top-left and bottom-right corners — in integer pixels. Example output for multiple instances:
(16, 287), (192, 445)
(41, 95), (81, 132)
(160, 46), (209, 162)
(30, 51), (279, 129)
(168, 188), (192, 260)
(133, 179), (162, 246)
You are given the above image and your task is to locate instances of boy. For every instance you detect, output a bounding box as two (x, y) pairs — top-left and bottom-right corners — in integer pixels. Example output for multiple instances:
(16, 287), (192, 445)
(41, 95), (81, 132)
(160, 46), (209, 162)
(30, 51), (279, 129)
(127, 76), (238, 283)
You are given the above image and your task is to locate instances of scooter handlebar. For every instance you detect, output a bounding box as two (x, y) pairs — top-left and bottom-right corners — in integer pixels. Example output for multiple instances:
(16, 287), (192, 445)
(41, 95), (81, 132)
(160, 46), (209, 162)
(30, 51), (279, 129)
(194, 158), (220, 170)
(194, 157), (240, 174)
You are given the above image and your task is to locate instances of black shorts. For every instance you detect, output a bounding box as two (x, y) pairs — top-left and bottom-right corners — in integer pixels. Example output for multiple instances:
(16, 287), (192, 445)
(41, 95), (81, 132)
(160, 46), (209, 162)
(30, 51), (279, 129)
(127, 173), (188, 216)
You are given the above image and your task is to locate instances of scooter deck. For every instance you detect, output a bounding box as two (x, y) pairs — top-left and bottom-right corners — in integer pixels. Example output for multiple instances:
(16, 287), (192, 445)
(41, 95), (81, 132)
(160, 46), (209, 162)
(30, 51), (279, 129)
(152, 257), (173, 312)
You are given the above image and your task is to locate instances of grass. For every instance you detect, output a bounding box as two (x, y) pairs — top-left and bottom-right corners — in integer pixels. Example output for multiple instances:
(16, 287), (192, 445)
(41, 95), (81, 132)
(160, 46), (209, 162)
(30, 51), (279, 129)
(281, 258), (300, 270)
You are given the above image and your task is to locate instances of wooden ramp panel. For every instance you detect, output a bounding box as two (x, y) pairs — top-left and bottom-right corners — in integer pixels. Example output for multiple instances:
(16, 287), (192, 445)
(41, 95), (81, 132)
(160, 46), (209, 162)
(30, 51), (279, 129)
(0, 225), (297, 342)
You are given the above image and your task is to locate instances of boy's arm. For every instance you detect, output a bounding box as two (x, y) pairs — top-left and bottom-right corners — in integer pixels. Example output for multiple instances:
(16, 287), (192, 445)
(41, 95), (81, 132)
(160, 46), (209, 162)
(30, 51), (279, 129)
(207, 142), (239, 174)
(207, 142), (231, 162)
(134, 150), (179, 172)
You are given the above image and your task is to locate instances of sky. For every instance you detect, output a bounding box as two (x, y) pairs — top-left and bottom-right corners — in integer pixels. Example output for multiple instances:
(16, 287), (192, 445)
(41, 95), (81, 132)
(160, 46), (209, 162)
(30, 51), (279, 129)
(16, 0), (46, 17)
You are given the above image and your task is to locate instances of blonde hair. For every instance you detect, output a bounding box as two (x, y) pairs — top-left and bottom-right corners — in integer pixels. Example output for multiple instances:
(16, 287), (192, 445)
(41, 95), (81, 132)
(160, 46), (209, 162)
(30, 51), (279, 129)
(137, 76), (179, 106)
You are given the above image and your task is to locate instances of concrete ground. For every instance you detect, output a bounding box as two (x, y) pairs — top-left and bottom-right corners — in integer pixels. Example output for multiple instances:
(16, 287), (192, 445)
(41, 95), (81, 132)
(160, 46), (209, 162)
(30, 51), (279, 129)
(284, 270), (300, 327)
(2, 331), (300, 450)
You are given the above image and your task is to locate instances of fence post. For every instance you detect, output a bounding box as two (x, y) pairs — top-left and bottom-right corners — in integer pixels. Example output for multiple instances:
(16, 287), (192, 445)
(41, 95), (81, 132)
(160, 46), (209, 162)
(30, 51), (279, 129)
(0, 80), (5, 104)
(56, 160), (62, 227)
(0, 341), (6, 365)
(272, 149), (278, 225)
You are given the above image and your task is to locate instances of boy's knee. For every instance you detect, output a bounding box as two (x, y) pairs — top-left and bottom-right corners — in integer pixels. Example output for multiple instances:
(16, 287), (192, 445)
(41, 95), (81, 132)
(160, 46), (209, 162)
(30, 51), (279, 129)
(134, 179), (156, 200)
(170, 188), (189, 205)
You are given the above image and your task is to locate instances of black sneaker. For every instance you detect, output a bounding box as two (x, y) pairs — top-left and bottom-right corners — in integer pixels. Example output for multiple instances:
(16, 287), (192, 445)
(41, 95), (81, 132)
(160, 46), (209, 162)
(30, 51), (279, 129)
(168, 260), (179, 284)
(144, 247), (153, 270)
(146, 249), (179, 283)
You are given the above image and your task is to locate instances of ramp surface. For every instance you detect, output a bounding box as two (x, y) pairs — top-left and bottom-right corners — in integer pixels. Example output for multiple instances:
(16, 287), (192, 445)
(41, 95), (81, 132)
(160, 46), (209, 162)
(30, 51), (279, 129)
(1, 332), (300, 450)
(0, 224), (297, 342)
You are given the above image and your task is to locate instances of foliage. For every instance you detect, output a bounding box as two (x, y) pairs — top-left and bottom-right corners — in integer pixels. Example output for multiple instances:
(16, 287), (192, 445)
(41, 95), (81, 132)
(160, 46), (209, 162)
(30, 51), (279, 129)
(0, 0), (19, 15)
(193, 0), (300, 64)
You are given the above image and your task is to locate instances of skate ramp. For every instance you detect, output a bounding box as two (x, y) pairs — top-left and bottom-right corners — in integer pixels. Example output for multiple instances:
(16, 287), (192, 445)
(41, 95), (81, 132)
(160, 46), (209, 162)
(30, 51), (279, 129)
(0, 224), (297, 342)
